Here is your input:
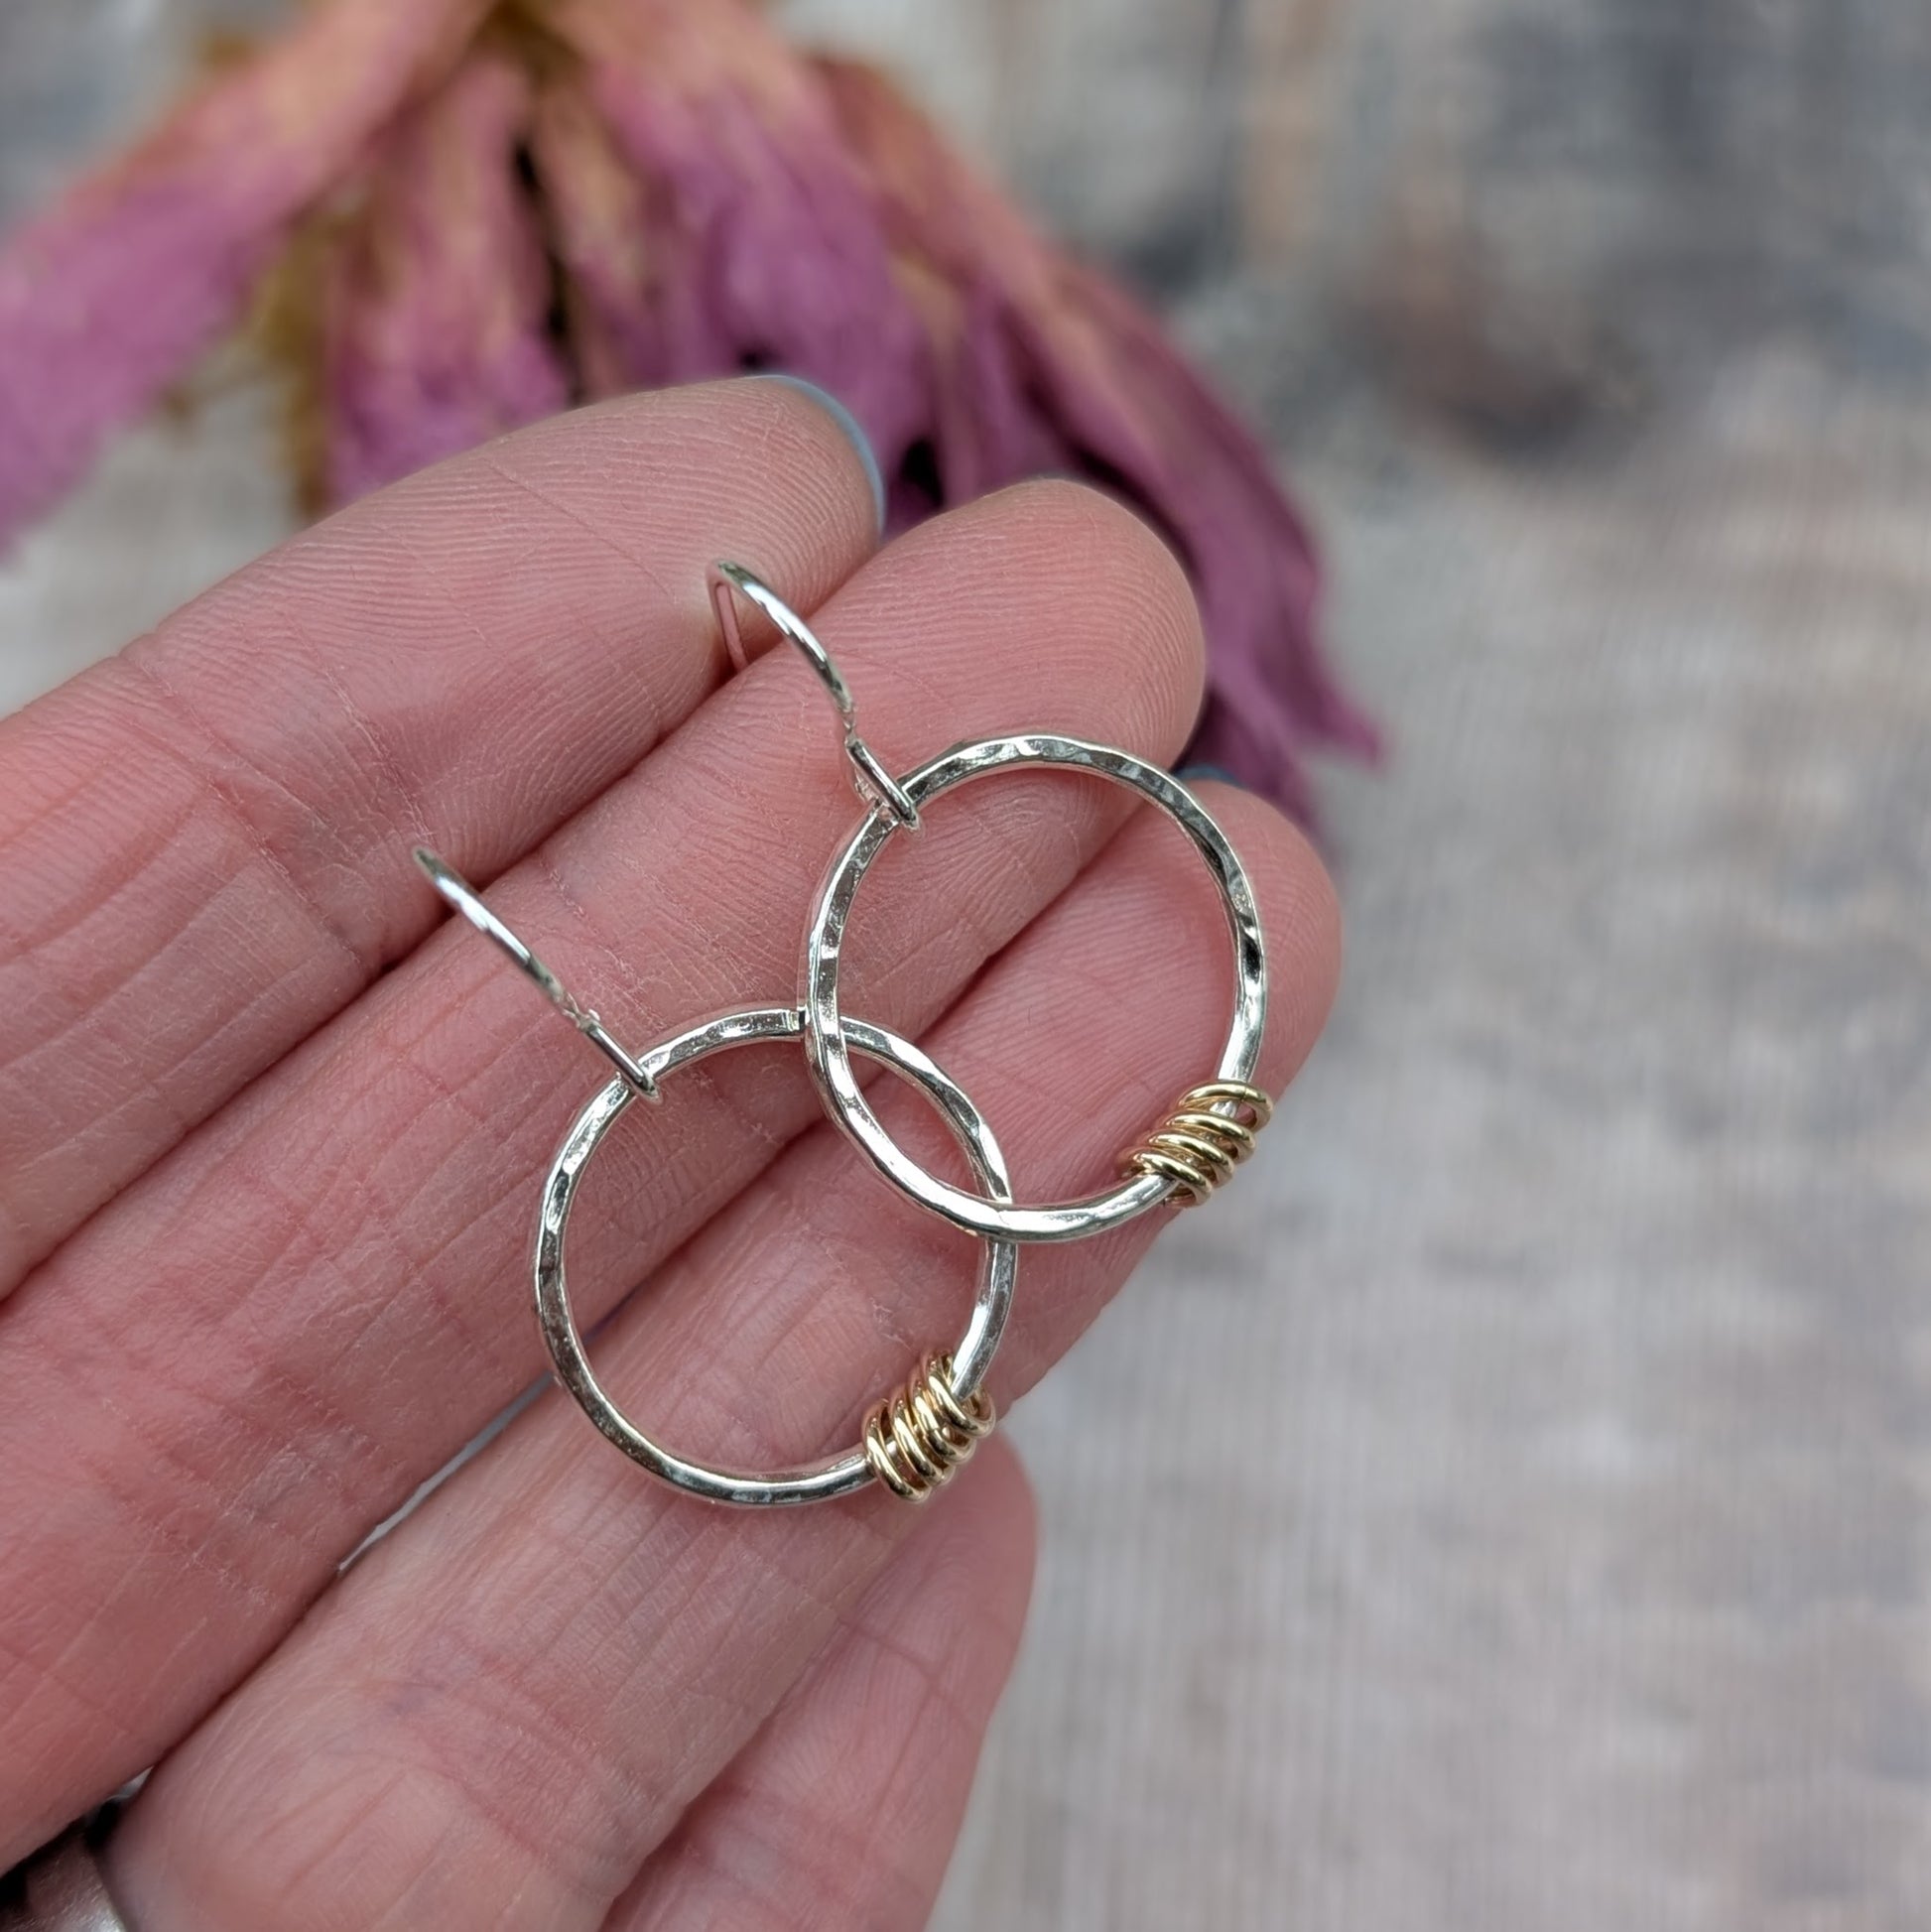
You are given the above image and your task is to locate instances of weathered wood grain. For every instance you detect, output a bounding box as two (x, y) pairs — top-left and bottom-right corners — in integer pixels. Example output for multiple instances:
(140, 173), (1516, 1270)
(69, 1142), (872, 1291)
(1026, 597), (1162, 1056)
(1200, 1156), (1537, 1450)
(804, 8), (1931, 1928)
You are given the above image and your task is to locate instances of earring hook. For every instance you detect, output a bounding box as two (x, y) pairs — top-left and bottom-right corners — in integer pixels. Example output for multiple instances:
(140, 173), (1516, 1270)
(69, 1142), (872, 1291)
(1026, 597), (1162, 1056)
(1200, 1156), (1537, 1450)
(708, 562), (921, 832)
(413, 848), (660, 1101)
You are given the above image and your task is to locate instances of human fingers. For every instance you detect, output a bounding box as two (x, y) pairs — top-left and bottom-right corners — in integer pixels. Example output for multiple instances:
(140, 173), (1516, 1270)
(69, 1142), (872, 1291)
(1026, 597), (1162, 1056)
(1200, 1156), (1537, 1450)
(0, 481), (1205, 1862)
(607, 1441), (1036, 1932)
(0, 375), (880, 1291)
(98, 786), (1333, 1929)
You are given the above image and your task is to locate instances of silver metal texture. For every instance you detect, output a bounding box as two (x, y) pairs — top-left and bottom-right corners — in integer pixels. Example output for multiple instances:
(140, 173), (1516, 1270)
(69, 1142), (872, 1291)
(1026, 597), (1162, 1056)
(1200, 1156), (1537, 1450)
(802, 735), (1270, 1242)
(0, 1830), (127, 1932)
(533, 1003), (1018, 1505)
(708, 562), (920, 828)
(413, 848), (660, 1101)
(708, 562), (1271, 1244)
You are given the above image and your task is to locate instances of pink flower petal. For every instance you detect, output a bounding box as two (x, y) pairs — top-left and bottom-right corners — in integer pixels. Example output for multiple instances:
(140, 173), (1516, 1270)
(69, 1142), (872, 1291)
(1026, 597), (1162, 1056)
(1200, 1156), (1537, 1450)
(320, 52), (571, 504)
(545, 0), (931, 474)
(525, 75), (664, 400)
(0, 0), (493, 547)
(1, 0), (1375, 820)
(815, 57), (1380, 812)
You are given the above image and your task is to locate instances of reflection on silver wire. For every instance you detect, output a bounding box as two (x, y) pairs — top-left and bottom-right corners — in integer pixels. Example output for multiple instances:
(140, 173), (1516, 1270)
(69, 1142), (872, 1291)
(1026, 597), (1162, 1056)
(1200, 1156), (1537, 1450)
(412, 847), (660, 1102)
(708, 561), (921, 831)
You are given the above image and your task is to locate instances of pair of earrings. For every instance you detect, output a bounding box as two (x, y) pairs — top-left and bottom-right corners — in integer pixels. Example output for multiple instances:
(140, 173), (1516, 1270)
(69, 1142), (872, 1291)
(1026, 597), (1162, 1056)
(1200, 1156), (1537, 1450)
(417, 564), (1272, 1508)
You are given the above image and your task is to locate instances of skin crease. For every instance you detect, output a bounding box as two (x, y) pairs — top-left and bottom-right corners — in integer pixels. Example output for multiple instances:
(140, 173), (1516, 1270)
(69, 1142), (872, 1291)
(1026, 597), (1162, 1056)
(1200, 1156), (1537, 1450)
(0, 379), (882, 1292)
(0, 382), (1341, 1927)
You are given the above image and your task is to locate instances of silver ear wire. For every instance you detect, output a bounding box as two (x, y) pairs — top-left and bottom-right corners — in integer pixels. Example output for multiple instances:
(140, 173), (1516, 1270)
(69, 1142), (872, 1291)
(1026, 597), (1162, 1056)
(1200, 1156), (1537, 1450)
(413, 848), (660, 1101)
(708, 561), (921, 832)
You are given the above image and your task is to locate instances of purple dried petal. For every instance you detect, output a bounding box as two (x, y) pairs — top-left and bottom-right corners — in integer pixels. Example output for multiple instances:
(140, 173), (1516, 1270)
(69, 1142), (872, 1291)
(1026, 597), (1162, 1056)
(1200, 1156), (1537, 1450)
(525, 76), (664, 399)
(814, 56), (1380, 813)
(0, 0), (493, 548)
(544, 0), (932, 476)
(1056, 264), (1383, 773)
(320, 52), (571, 504)
(1, 0), (1374, 820)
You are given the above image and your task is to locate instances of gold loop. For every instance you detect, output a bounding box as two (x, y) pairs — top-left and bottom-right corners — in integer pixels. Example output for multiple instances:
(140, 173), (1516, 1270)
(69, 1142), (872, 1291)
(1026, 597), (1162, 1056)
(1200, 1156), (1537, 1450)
(1119, 1080), (1275, 1207)
(861, 1352), (995, 1501)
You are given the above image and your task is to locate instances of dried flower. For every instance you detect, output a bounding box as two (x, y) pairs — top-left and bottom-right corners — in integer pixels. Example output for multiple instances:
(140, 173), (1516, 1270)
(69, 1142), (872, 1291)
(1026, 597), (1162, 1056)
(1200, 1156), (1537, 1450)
(808, 55), (1381, 816)
(319, 50), (569, 503)
(0, 0), (492, 540)
(0, 0), (1377, 815)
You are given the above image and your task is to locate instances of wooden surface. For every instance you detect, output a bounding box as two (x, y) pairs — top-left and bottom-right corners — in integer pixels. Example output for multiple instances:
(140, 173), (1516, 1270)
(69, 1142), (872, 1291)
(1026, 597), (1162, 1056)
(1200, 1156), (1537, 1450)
(5, 3), (1930, 1927)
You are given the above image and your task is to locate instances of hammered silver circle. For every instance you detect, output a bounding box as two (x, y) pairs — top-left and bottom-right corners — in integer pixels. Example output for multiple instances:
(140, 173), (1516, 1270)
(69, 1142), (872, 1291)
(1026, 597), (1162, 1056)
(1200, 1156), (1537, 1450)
(535, 1004), (1016, 1505)
(801, 735), (1268, 1243)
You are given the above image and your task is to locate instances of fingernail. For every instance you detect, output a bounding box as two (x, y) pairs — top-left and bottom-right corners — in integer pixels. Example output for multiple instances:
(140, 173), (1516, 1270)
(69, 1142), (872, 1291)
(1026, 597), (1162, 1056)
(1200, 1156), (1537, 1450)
(752, 374), (886, 535)
(1177, 762), (1246, 789)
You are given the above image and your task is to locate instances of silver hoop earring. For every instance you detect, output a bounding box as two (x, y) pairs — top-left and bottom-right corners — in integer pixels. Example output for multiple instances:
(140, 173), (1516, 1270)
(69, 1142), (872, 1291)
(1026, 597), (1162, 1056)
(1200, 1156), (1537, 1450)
(710, 567), (1274, 1247)
(415, 556), (1276, 1512)
(415, 852), (1010, 1506)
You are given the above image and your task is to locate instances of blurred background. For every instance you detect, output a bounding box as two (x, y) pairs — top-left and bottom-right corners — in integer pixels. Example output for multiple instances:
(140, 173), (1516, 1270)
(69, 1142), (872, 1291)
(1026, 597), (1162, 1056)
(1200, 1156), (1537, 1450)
(5, 2), (1929, 1927)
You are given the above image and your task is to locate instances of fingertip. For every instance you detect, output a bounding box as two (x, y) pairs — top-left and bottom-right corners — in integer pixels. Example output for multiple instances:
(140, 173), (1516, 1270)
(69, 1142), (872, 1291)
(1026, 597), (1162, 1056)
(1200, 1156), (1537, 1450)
(747, 375), (887, 536)
(397, 376), (886, 631)
(898, 477), (1208, 764)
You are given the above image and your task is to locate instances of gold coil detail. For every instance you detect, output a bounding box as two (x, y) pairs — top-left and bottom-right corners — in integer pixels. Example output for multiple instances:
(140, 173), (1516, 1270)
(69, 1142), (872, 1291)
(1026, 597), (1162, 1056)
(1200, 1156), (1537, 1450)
(1119, 1080), (1276, 1207)
(862, 1352), (995, 1502)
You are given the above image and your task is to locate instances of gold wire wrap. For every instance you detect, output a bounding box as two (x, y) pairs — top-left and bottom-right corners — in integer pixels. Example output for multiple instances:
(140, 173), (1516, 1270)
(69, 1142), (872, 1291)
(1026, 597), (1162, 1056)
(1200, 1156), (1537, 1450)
(862, 1352), (996, 1501)
(1119, 1080), (1276, 1206)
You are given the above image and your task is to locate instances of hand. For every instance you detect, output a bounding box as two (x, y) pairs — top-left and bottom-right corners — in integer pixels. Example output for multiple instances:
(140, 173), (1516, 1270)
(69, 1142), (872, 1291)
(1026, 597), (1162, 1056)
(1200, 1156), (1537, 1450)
(0, 379), (1338, 1929)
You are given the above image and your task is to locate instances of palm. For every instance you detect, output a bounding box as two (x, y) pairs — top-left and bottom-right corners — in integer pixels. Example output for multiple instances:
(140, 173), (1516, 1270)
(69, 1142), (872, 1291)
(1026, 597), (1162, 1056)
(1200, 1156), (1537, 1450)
(0, 381), (1335, 1930)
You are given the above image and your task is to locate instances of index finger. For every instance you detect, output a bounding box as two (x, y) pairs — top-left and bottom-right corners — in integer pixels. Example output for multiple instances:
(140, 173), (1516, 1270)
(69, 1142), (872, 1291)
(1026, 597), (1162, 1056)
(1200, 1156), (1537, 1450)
(0, 376), (881, 1292)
